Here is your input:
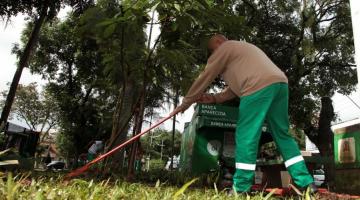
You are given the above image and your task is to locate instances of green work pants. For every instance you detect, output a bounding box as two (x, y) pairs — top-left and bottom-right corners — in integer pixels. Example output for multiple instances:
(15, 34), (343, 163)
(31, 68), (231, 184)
(233, 83), (313, 192)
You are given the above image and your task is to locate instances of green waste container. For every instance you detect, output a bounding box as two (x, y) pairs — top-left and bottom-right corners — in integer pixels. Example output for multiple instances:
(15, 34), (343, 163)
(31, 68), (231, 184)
(180, 104), (239, 174)
(333, 122), (360, 195)
(334, 123), (360, 168)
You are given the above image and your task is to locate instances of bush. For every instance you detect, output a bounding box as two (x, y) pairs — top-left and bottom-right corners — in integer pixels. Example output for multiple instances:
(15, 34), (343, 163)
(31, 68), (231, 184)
(149, 159), (165, 171)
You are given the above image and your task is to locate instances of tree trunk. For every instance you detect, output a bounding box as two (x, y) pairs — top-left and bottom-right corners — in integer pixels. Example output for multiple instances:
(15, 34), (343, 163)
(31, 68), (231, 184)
(127, 91), (145, 180)
(0, 3), (48, 130)
(304, 97), (335, 189)
(106, 79), (140, 171)
(317, 97), (335, 189)
(126, 109), (140, 180)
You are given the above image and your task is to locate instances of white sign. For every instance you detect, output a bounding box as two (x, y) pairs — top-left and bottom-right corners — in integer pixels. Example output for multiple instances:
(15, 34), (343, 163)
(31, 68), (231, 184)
(207, 140), (222, 156)
(338, 137), (356, 163)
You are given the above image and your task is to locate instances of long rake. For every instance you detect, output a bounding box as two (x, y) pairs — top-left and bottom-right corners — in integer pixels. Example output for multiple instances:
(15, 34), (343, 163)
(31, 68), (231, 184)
(65, 111), (178, 179)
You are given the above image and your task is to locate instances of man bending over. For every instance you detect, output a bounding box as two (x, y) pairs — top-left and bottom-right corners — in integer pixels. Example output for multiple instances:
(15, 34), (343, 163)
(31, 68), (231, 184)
(172, 34), (317, 193)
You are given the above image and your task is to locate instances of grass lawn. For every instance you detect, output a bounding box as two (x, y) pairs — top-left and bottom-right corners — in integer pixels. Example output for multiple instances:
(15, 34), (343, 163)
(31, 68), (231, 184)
(0, 171), (321, 200)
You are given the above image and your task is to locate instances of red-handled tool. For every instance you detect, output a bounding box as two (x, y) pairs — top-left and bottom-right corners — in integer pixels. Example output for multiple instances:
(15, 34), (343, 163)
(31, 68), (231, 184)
(65, 111), (178, 179)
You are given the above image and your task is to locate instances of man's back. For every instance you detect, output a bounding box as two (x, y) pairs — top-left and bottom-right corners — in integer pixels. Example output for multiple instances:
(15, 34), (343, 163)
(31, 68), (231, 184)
(217, 40), (288, 96)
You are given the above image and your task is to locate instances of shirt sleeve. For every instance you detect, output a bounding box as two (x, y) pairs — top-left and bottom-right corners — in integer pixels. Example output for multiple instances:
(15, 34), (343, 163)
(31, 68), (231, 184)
(213, 87), (237, 103)
(179, 44), (230, 109)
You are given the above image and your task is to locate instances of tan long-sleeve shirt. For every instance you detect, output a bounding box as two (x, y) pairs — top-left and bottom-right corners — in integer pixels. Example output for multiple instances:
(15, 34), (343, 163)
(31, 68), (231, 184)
(180, 40), (288, 109)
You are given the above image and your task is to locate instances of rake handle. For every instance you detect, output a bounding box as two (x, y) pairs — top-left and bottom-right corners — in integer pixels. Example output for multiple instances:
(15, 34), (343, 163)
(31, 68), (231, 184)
(66, 111), (178, 178)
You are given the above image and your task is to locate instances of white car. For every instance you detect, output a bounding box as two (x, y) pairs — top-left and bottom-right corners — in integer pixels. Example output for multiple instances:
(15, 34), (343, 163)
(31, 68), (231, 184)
(313, 169), (325, 186)
(47, 161), (65, 171)
(165, 156), (180, 170)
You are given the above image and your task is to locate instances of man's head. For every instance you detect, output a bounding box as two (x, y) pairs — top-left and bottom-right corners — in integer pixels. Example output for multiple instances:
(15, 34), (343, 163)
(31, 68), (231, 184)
(207, 34), (228, 55)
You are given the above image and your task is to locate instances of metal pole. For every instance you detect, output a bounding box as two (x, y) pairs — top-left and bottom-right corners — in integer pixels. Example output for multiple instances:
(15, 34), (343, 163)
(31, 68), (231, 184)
(170, 88), (179, 170)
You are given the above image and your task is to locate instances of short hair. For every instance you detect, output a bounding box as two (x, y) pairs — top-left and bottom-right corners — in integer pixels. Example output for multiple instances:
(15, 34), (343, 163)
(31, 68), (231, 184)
(207, 34), (228, 56)
(210, 34), (228, 41)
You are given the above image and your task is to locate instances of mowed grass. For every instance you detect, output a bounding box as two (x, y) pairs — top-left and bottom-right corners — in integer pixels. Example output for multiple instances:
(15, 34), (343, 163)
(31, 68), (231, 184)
(0, 172), (317, 200)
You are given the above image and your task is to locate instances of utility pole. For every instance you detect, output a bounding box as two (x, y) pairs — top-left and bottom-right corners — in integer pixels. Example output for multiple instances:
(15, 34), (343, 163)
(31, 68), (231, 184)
(159, 139), (164, 160)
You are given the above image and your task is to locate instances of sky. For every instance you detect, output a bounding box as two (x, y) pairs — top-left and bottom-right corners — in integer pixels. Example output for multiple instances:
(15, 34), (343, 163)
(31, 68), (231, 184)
(0, 3), (359, 132)
(0, 14), (41, 92)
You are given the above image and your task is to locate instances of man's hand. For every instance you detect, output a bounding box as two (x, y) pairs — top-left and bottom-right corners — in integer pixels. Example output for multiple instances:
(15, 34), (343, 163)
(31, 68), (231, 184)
(197, 94), (216, 104)
(170, 104), (188, 116)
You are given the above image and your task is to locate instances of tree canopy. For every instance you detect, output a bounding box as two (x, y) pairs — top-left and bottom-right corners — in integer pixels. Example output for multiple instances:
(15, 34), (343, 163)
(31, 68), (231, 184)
(0, 83), (58, 134)
(5, 0), (356, 179)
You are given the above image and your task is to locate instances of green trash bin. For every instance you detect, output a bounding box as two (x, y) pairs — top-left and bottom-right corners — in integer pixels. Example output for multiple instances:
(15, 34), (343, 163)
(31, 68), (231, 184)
(333, 122), (360, 195)
(180, 104), (238, 174)
(334, 123), (360, 168)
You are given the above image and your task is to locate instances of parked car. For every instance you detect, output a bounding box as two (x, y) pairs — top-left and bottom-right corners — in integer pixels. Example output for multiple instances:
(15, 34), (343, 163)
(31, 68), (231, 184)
(47, 161), (65, 171)
(313, 169), (325, 186)
(165, 156), (179, 170)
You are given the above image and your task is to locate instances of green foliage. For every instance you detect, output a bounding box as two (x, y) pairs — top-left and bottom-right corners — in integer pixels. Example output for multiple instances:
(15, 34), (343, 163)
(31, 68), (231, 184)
(0, 0), (60, 19)
(78, 0), (149, 85)
(162, 0), (356, 134)
(0, 172), (322, 199)
(0, 174), (207, 199)
(20, 14), (115, 160)
(0, 83), (59, 133)
(0, 0), (93, 136)
(12, 0), (356, 168)
(0, 0), (93, 19)
(78, 0), (153, 154)
(167, 0), (356, 147)
(141, 128), (182, 160)
(148, 159), (166, 171)
(231, 0), (356, 127)
(55, 132), (76, 159)
(173, 177), (198, 199)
